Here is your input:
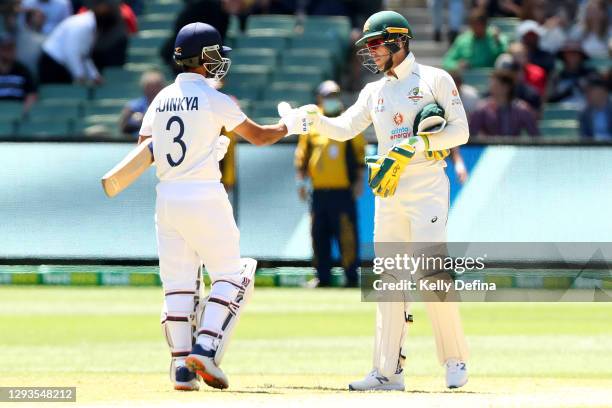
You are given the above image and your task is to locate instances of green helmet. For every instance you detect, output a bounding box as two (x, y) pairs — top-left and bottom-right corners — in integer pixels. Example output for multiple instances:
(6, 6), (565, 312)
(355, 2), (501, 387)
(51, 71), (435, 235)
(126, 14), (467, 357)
(355, 10), (413, 47)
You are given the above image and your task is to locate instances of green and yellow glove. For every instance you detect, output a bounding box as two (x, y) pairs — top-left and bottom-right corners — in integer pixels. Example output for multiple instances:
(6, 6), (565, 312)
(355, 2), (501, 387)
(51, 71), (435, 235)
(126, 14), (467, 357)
(368, 141), (417, 198)
(365, 155), (385, 187)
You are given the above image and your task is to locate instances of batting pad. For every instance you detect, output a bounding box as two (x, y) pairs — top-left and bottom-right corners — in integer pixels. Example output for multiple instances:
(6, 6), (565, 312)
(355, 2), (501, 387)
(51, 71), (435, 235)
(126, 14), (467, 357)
(425, 302), (469, 365)
(195, 258), (256, 366)
(372, 271), (412, 377)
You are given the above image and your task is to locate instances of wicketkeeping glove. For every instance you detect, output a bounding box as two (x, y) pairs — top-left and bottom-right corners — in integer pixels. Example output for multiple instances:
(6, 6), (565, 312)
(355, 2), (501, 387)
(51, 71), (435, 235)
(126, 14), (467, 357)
(365, 155), (384, 186)
(368, 142), (416, 198)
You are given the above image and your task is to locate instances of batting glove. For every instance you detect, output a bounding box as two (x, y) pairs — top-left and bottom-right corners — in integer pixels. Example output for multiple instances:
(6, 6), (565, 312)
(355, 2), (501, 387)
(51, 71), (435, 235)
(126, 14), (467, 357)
(215, 135), (231, 161)
(278, 102), (319, 136)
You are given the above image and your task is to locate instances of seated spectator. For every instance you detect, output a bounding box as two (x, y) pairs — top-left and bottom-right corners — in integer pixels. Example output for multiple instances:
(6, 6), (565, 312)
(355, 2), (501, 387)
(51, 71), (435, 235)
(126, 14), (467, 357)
(0, 33), (37, 114)
(469, 70), (540, 137)
(16, 8), (45, 79)
(21, 0), (72, 35)
(579, 75), (612, 141)
(472, 0), (522, 17)
(78, 1), (137, 34)
(251, 0), (298, 14)
(443, 9), (507, 71)
(428, 0), (463, 44)
(507, 42), (547, 96)
(37, 1), (117, 84)
(449, 69), (480, 115)
(78, 1), (129, 69)
(548, 40), (595, 109)
(569, 0), (612, 59)
(494, 53), (542, 113)
(119, 70), (165, 139)
(519, 0), (575, 53)
(516, 19), (556, 72)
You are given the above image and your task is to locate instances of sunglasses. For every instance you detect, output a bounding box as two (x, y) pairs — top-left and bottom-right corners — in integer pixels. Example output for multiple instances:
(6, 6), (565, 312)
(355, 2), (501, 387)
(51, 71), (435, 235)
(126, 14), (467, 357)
(366, 38), (386, 49)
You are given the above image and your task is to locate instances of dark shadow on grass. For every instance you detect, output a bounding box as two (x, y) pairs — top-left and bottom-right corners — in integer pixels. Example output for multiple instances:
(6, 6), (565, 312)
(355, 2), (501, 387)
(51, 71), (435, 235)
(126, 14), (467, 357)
(201, 389), (282, 395)
(406, 389), (487, 395)
(263, 385), (349, 392)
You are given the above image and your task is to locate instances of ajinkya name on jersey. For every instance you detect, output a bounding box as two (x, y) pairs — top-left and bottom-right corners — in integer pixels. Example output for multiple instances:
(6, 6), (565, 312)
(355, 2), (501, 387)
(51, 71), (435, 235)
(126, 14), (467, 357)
(156, 97), (199, 112)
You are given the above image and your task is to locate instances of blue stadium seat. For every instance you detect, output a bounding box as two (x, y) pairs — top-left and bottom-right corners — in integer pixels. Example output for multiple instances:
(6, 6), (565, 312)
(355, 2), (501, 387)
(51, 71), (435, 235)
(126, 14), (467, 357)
(301, 16), (351, 41)
(246, 15), (296, 36)
(263, 83), (314, 106)
(17, 120), (72, 138)
(542, 106), (580, 121)
(0, 102), (24, 121)
(139, 13), (174, 31)
(234, 34), (290, 52)
(38, 85), (91, 101)
(273, 66), (325, 88)
(230, 48), (279, 68)
(146, 1), (182, 14)
(84, 99), (130, 116)
(281, 49), (335, 77)
(93, 84), (141, 99)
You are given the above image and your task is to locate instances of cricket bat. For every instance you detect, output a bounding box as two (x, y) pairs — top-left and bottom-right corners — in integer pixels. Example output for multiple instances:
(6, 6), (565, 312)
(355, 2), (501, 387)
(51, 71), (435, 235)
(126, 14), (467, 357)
(101, 138), (154, 198)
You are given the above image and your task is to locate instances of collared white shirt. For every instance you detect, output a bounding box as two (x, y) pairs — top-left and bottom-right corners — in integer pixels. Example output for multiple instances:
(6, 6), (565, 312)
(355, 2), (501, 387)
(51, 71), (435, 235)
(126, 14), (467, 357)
(42, 11), (98, 81)
(319, 52), (469, 169)
(140, 72), (247, 183)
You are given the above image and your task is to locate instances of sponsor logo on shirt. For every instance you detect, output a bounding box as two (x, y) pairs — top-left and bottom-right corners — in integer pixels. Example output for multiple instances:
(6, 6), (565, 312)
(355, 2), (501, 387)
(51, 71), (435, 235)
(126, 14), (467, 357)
(393, 112), (404, 126)
(390, 127), (412, 141)
(374, 97), (385, 113)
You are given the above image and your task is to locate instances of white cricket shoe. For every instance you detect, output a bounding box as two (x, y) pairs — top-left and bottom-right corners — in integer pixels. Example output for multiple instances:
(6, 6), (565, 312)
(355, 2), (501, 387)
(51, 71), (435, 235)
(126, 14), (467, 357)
(445, 358), (468, 389)
(348, 369), (405, 391)
(185, 344), (228, 389)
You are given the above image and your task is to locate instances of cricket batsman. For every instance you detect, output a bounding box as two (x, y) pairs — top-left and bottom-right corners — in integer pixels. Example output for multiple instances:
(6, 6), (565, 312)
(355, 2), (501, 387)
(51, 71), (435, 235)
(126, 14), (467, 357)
(137, 22), (310, 391)
(279, 10), (470, 390)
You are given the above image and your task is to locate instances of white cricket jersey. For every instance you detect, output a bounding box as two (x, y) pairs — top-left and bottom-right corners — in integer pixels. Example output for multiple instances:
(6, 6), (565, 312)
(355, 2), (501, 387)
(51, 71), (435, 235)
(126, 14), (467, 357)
(318, 52), (469, 169)
(139, 72), (246, 183)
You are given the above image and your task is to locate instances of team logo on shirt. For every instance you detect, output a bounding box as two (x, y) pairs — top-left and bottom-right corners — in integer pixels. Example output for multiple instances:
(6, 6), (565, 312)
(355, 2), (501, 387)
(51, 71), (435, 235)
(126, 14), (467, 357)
(393, 112), (404, 126)
(408, 87), (423, 102)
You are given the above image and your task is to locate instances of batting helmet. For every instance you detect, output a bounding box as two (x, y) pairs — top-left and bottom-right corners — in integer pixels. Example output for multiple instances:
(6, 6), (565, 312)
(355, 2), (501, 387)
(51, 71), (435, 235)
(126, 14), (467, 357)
(173, 22), (232, 80)
(355, 11), (413, 73)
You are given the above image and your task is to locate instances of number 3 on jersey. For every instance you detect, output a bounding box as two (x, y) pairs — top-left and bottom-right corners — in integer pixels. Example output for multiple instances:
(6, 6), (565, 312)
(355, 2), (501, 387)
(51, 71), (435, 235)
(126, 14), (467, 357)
(166, 116), (186, 167)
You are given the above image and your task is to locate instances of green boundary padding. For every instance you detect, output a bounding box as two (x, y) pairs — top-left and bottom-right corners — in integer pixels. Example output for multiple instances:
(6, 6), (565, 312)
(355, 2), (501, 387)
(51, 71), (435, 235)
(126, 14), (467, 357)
(0, 266), (609, 289)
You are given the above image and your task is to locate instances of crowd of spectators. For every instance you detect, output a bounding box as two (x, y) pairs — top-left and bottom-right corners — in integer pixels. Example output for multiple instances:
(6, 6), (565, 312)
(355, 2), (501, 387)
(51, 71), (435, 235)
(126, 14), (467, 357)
(438, 0), (612, 140)
(0, 0), (140, 115)
(0, 0), (610, 141)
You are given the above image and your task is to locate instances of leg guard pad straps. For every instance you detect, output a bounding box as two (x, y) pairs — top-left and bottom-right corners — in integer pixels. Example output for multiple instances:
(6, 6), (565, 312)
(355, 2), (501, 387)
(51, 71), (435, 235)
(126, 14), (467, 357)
(195, 258), (256, 366)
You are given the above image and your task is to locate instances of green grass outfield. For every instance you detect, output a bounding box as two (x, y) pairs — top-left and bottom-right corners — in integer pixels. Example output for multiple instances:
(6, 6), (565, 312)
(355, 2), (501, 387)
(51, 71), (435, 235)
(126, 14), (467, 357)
(0, 287), (611, 407)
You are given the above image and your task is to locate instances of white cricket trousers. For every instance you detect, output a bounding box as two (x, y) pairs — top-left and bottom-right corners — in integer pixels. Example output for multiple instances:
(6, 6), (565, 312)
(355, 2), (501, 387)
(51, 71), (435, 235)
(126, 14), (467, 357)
(372, 166), (469, 376)
(155, 180), (242, 292)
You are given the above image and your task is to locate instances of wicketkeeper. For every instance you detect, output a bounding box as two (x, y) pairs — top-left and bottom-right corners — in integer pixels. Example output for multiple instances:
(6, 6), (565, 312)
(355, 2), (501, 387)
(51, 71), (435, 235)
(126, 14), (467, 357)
(279, 10), (470, 391)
